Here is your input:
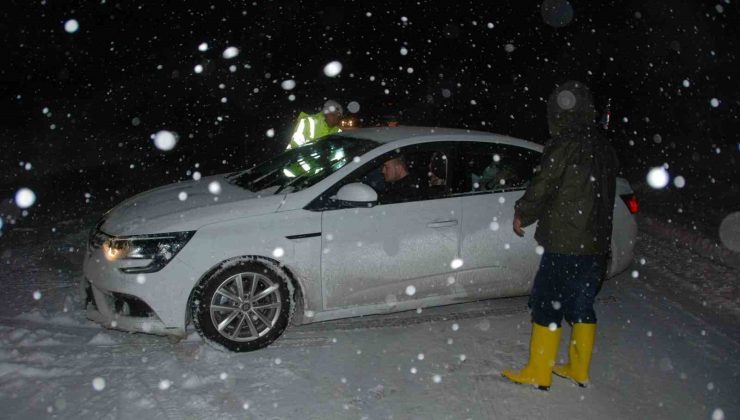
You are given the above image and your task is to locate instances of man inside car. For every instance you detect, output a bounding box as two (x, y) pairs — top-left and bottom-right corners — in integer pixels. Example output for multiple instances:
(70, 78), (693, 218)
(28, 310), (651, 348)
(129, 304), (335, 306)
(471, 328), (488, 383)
(380, 155), (425, 203)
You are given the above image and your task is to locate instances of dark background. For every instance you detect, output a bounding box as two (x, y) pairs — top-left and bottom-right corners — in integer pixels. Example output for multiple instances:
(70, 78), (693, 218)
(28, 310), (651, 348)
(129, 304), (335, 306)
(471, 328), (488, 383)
(1, 0), (738, 228)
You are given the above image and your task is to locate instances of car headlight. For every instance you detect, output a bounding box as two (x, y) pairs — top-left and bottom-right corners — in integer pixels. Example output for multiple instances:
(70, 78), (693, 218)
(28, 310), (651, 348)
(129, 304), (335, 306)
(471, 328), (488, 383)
(102, 231), (195, 274)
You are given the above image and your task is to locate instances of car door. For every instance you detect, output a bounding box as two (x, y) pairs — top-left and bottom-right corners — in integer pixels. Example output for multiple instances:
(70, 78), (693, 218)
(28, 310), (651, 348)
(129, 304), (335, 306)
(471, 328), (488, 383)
(455, 141), (543, 296)
(315, 142), (462, 310)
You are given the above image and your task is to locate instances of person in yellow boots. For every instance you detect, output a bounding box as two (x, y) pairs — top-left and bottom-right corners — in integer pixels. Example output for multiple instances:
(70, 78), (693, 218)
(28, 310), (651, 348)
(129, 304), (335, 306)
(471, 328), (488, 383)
(503, 81), (619, 391)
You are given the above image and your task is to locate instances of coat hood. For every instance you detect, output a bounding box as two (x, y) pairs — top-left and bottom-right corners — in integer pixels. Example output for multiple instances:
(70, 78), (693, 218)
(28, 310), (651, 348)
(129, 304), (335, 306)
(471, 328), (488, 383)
(547, 80), (597, 136)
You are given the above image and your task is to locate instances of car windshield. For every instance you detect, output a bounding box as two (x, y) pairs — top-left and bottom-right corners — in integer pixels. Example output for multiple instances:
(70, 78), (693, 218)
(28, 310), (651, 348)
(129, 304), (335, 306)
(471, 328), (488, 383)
(227, 135), (378, 194)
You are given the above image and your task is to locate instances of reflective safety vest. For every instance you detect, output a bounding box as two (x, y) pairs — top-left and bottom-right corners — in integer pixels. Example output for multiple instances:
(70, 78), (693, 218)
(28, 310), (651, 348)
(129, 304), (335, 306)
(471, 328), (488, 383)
(286, 112), (341, 150)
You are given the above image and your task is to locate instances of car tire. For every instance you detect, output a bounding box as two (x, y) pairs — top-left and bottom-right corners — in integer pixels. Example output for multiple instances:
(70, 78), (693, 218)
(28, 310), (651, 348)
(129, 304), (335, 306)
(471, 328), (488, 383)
(191, 259), (294, 352)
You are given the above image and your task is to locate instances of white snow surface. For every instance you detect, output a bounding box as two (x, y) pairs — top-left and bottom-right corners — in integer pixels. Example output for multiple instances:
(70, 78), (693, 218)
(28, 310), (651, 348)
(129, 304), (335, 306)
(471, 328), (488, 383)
(0, 217), (737, 419)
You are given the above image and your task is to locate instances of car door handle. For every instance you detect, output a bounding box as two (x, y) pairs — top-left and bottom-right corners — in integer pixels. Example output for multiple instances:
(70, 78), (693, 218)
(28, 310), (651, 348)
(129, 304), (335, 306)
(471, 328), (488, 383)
(427, 219), (458, 228)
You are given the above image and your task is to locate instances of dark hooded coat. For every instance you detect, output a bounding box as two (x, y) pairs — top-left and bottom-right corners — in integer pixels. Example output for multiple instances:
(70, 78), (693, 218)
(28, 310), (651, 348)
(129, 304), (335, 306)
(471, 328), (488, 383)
(515, 81), (620, 255)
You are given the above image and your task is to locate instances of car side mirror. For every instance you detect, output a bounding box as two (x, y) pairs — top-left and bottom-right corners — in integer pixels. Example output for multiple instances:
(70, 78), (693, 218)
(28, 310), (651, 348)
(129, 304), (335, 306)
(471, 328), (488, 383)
(332, 182), (378, 208)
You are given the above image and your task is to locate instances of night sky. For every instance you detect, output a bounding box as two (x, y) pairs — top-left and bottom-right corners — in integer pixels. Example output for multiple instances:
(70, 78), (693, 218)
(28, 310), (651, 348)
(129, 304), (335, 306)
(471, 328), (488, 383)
(1, 0), (738, 224)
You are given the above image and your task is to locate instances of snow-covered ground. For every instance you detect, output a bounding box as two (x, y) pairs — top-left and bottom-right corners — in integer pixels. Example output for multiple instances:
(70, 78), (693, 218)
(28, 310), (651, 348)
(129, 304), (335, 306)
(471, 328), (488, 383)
(0, 215), (737, 419)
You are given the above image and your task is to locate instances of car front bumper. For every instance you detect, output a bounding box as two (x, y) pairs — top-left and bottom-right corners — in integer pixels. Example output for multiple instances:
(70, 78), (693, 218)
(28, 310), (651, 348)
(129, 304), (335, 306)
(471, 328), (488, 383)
(82, 243), (200, 338)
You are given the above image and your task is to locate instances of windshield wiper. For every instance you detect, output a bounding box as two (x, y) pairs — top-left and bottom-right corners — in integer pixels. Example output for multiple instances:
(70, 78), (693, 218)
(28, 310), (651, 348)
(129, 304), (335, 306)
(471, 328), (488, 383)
(232, 167), (280, 191)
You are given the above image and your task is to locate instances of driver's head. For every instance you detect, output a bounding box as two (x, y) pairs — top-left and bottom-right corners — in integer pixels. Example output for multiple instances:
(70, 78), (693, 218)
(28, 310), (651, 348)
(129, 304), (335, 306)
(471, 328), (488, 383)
(322, 100), (344, 128)
(382, 156), (409, 183)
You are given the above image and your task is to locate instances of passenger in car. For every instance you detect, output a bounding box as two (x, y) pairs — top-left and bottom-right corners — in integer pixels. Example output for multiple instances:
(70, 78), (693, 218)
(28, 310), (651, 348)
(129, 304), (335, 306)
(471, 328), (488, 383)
(380, 155), (425, 203)
(427, 152), (447, 187)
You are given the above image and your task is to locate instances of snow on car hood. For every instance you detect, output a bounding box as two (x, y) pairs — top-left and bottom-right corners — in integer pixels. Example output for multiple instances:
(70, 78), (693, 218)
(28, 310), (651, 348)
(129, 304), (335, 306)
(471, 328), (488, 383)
(100, 173), (285, 236)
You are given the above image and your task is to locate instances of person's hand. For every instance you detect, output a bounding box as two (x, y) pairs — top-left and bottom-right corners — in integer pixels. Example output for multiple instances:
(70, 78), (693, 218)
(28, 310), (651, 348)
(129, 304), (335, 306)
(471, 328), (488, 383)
(513, 210), (525, 237)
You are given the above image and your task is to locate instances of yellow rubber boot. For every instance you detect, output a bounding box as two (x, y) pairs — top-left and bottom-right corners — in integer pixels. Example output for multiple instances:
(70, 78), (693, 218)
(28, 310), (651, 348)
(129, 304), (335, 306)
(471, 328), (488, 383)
(502, 323), (561, 390)
(553, 323), (596, 387)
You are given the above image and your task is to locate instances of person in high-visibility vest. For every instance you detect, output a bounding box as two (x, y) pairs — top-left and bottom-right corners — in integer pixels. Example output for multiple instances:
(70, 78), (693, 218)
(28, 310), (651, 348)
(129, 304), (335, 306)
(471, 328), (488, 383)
(286, 100), (343, 150)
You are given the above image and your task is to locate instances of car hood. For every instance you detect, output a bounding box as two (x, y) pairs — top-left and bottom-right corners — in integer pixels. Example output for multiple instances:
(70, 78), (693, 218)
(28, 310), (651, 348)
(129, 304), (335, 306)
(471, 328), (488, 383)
(100, 173), (286, 236)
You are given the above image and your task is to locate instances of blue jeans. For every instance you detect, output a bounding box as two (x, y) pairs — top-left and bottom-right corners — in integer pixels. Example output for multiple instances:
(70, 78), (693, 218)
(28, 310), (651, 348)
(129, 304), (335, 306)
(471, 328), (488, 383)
(528, 252), (606, 328)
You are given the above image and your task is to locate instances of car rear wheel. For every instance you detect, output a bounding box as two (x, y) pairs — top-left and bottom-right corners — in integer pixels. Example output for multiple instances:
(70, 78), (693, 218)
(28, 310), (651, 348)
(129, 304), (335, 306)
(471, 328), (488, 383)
(191, 260), (293, 352)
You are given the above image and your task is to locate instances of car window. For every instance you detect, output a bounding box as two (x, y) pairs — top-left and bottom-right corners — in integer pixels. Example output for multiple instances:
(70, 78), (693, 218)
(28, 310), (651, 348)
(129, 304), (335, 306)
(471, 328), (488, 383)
(227, 135), (378, 194)
(455, 142), (540, 194)
(307, 142), (457, 210)
(372, 144), (454, 205)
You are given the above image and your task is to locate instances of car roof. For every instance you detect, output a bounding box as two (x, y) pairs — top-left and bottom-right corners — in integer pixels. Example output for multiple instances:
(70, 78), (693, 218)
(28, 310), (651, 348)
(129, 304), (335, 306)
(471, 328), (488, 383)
(336, 126), (543, 151)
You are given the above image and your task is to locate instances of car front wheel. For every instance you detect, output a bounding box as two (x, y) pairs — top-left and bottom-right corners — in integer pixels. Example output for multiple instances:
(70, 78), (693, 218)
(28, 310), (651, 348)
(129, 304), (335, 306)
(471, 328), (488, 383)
(191, 260), (293, 352)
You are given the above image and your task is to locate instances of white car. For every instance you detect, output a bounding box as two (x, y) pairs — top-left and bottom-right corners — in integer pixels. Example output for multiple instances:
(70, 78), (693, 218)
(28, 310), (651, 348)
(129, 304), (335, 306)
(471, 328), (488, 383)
(83, 127), (637, 352)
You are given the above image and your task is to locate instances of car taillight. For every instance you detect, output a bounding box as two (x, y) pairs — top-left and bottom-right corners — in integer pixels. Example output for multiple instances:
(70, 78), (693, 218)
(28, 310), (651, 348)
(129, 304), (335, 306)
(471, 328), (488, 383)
(620, 194), (639, 214)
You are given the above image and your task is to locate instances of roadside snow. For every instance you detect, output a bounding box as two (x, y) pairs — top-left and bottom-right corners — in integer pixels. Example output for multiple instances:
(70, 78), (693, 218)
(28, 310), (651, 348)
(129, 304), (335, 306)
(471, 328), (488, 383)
(0, 217), (737, 419)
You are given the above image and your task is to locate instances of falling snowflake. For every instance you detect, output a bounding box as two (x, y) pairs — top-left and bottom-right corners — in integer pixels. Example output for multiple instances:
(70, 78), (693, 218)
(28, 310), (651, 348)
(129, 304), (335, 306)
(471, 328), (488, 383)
(92, 377), (106, 391)
(719, 212), (740, 252)
(198, 42), (208, 52)
(178, 191), (188, 201)
(281, 80), (296, 90)
(450, 258), (463, 269)
(673, 176), (686, 188)
(208, 181), (221, 195)
(557, 90), (577, 110)
(273, 247), (285, 258)
(64, 19), (79, 33)
(347, 101), (360, 113)
(14, 188), (36, 208)
(266, 128), (275, 138)
(646, 167), (669, 189)
(153, 130), (177, 151)
(405, 285), (416, 296)
(194, 64), (204, 74)
(541, 0), (574, 28)
(222, 46), (239, 59)
(323, 61), (343, 77)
